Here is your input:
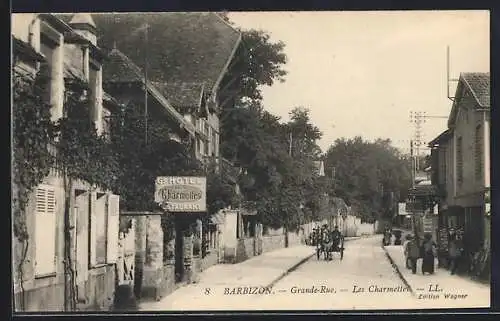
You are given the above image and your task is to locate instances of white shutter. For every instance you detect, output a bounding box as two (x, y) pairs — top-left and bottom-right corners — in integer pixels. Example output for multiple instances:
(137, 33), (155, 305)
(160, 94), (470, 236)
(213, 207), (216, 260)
(35, 185), (57, 276)
(106, 194), (120, 264)
(89, 192), (97, 267)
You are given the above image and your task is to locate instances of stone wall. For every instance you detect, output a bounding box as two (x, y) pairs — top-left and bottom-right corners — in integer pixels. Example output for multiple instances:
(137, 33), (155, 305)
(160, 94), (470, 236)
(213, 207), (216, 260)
(14, 266), (115, 312)
(14, 281), (65, 312)
(136, 215), (164, 300)
(287, 231), (303, 246)
(160, 264), (176, 298)
(200, 251), (219, 271)
(78, 265), (116, 311)
(236, 238), (255, 263)
(262, 235), (285, 253)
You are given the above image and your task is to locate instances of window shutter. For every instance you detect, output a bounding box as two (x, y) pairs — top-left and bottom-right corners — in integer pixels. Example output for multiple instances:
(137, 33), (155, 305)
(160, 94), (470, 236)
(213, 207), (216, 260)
(89, 192), (97, 267)
(106, 194), (120, 264)
(35, 185), (57, 276)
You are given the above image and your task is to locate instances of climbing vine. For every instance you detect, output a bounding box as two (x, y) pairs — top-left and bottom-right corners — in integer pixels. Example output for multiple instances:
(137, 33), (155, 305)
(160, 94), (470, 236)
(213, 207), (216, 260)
(12, 65), (54, 242)
(54, 80), (119, 192)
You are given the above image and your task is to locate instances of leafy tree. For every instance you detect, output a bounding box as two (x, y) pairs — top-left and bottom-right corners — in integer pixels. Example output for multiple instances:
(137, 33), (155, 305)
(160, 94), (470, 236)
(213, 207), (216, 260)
(217, 15), (287, 107)
(324, 137), (412, 222)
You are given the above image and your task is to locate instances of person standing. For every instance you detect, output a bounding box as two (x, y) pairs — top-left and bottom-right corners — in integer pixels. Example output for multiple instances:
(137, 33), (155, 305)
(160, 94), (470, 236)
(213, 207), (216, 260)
(448, 230), (462, 275)
(421, 233), (438, 275)
(406, 235), (420, 274)
(403, 234), (413, 269)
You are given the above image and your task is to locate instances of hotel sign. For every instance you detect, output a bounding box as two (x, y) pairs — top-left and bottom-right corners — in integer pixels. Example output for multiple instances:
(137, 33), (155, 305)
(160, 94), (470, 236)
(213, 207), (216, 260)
(155, 176), (206, 212)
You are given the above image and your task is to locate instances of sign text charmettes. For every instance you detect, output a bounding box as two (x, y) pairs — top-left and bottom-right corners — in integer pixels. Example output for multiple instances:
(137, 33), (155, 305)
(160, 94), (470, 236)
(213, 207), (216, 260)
(155, 176), (207, 212)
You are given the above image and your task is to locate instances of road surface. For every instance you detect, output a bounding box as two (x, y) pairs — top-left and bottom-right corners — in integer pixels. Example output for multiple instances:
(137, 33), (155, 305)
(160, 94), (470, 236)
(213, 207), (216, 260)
(141, 236), (421, 310)
(139, 236), (489, 311)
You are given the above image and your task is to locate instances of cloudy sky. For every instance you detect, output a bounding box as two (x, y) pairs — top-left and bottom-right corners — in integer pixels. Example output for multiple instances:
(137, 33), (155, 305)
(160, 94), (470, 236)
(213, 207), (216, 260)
(228, 11), (490, 154)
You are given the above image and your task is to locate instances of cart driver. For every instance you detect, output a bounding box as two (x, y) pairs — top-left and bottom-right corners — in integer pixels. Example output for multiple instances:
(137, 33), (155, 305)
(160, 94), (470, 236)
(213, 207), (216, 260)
(331, 225), (342, 247)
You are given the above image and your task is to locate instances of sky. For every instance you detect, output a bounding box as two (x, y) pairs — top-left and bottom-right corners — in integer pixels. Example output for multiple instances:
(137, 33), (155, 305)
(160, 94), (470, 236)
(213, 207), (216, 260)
(228, 11), (490, 154)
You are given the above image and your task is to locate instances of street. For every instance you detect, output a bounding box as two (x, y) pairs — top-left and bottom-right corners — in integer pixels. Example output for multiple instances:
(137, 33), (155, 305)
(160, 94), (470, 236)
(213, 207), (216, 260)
(139, 236), (412, 311)
(139, 235), (490, 311)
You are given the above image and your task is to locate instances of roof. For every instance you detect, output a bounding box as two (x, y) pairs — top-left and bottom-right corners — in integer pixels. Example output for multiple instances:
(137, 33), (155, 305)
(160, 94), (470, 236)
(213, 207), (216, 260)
(62, 13), (241, 94)
(448, 72), (490, 128)
(103, 48), (195, 135)
(151, 81), (205, 110)
(104, 48), (144, 83)
(12, 36), (45, 62)
(428, 129), (452, 147)
(103, 92), (122, 110)
(462, 72), (490, 108)
(69, 13), (96, 28)
(63, 61), (86, 83)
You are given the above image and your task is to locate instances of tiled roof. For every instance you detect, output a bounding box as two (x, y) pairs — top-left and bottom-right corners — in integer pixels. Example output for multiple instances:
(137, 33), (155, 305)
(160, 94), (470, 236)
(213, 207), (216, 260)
(103, 48), (144, 83)
(461, 72), (490, 108)
(447, 72), (490, 128)
(101, 48), (196, 135)
(77, 12), (240, 93)
(151, 81), (204, 110)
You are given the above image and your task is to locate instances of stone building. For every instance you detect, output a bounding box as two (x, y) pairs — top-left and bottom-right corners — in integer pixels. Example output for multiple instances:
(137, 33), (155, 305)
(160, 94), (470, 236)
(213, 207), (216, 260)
(12, 13), (121, 311)
(63, 12), (244, 300)
(428, 72), (490, 270)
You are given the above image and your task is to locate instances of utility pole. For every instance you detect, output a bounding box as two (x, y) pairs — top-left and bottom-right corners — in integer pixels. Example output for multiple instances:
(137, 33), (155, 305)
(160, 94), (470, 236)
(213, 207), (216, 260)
(409, 111), (448, 172)
(143, 24), (149, 145)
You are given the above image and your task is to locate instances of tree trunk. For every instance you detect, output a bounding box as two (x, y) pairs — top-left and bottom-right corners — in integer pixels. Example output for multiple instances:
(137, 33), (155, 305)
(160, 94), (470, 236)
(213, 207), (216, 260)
(63, 173), (76, 311)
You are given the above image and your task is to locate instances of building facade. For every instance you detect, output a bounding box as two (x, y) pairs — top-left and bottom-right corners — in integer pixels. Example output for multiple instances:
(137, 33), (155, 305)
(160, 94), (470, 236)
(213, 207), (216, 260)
(429, 72), (490, 270)
(12, 13), (121, 311)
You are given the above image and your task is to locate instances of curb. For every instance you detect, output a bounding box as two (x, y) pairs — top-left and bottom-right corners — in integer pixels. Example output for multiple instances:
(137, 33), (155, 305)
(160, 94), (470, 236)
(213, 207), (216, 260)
(265, 252), (316, 289)
(266, 237), (361, 288)
(382, 246), (415, 296)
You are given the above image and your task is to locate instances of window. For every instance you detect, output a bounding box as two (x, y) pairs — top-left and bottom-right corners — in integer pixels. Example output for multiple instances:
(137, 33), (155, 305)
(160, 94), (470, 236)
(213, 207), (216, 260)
(89, 64), (102, 133)
(456, 136), (463, 185)
(102, 107), (111, 141)
(475, 125), (483, 181)
(39, 21), (62, 113)
(34, 185), (57, 277)
(198, 138), (204, 156)
(89, 193), (120, 267)
(212, 131), (217, 156)
(441, 149), (447, 184)
(39, 41), (55, 104)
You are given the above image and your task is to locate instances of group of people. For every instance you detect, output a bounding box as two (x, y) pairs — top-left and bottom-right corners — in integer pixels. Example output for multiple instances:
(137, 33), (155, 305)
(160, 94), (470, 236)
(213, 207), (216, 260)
(402, 232), (438, 275)
(310, 224), (342, 250)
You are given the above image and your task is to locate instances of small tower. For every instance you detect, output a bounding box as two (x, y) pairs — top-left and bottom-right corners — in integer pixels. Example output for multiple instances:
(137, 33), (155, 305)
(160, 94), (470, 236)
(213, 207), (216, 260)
(69, 13), (97, 45)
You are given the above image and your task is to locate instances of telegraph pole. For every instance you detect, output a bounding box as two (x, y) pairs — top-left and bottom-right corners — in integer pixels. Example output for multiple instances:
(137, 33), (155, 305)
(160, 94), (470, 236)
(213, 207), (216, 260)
(143, 24), (149, 145)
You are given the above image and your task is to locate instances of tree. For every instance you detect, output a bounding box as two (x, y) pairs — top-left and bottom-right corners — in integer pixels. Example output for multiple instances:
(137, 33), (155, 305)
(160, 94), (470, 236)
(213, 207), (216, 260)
(324, 137), (412, 222)
(217, 15), (287, 107)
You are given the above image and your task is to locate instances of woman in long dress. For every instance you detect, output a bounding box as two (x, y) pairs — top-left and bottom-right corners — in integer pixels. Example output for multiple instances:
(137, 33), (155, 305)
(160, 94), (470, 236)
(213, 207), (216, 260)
(421, 233), (437, 274)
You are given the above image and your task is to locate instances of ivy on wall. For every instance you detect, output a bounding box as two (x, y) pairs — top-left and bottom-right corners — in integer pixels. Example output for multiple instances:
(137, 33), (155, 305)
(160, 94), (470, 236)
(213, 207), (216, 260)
(12, 66), (54, 242)
(54, 80), (119, 192)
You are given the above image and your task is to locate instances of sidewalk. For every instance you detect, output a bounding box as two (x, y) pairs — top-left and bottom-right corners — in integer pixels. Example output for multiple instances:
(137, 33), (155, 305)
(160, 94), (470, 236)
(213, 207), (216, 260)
(139, 244), (316, 310)
(384, 245), (490, 308)
(139, 238), (362, 310)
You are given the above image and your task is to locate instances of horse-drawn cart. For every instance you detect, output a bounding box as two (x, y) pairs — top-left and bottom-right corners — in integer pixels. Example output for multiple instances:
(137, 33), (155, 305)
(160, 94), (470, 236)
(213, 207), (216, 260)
(316, 234), (344, 261)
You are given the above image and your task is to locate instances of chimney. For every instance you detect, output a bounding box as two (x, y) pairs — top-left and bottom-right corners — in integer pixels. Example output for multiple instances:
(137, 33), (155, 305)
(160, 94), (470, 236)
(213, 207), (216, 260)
(69, 13), (97, 45)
